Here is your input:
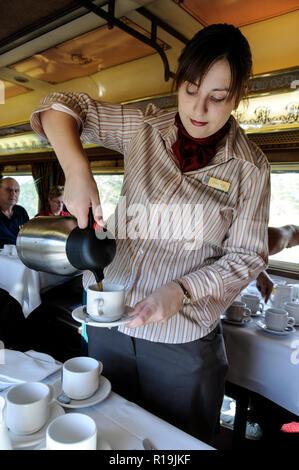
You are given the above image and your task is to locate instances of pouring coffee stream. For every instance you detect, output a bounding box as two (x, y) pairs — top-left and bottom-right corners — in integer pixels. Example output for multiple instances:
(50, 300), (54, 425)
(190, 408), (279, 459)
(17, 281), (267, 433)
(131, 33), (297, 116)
(16, 208), (116, 285)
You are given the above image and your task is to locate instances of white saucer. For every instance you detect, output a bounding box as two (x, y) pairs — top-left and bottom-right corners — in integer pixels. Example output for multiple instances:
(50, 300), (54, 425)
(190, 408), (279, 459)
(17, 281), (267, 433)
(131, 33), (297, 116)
(222, 316), (251, 327)
(72, 305), (136, 328)
(256, 320), (296, 336)
(9, 402), (65, 449)
(56, 375), (111, 409)
(36, 436), (112, 450)
(249, 310), (263, 318)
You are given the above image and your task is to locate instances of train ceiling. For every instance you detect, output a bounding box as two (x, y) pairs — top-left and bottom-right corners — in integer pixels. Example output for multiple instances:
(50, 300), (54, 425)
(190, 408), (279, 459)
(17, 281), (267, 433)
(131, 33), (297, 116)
(0, 0), (298, 128)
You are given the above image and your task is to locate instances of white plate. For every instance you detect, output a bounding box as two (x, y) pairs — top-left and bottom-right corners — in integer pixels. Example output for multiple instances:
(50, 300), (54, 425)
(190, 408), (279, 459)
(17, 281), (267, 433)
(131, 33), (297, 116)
(56, 375), (111, 409)
(72, 305), (136, 328)
(256, 320), (296, 336)
(9, 402), (65, 449)
(0, 351), (61, 390)
(222, 316), (251, 327)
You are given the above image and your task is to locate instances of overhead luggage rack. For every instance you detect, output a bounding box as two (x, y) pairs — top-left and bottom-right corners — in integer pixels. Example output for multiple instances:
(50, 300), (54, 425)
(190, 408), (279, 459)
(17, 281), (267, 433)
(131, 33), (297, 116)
(79, 0), (188, 81)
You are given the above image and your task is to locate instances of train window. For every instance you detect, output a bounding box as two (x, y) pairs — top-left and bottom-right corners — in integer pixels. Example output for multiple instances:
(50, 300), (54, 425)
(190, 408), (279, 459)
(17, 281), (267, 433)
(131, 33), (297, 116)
(4, 174), (38, 219)
(93, 174), (124, 220)
(93, 169), (299, 273)
(269, 165), (299, 270)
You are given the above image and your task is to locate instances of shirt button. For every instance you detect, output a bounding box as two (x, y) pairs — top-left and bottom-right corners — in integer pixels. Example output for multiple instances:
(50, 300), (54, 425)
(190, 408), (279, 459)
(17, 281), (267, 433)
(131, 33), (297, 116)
(138, 249), (144, 256)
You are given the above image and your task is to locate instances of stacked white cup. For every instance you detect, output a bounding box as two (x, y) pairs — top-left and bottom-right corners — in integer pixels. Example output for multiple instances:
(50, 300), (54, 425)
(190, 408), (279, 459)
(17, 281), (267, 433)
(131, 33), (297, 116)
(284, 301), (299, 326)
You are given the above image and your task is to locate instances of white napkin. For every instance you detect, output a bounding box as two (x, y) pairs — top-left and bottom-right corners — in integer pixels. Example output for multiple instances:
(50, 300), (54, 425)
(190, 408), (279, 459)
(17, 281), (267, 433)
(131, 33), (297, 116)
(0, 350), (61, 389)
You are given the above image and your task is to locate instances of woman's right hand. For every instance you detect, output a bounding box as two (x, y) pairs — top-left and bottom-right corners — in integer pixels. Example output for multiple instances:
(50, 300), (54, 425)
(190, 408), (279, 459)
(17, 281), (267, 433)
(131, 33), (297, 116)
(64, 166), (104, 229)
(40, 109), (104, 229)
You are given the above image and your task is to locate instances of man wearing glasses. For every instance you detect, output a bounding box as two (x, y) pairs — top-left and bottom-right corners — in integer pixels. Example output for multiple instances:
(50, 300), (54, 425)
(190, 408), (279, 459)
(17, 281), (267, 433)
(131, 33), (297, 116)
(0, 177), (29, 248)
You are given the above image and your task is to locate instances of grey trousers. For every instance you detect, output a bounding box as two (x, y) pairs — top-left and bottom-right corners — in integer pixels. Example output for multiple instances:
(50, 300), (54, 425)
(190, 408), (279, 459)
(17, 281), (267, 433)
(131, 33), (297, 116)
(86, 323), (228, 445)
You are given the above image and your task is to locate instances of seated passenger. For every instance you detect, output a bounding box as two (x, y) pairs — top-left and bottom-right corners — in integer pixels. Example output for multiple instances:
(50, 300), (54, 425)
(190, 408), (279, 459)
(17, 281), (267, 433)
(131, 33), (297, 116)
(36, 185), (71, 216)
(0, 177), (29, 248)
(268, 225), (299, 255)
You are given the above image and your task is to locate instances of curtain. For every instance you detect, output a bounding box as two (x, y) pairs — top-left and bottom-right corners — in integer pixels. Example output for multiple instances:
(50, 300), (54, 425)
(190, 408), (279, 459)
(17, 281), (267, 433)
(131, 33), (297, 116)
(52, 161), (65, 187)
(32, 161), (51, 213)
(32, 160), (65, 213)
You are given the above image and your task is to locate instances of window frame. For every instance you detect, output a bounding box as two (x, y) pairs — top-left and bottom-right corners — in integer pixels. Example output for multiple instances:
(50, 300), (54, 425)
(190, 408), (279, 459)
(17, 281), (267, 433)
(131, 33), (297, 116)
(2, 170), (39, 219)
(268, 162), (299, 278)
(4, 163), (298, 279)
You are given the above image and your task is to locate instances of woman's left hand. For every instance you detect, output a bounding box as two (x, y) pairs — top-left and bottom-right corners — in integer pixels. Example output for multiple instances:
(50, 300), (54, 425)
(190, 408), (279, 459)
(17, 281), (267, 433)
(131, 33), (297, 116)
(126, 282), (184, 328)
(256, 270), (273, 303)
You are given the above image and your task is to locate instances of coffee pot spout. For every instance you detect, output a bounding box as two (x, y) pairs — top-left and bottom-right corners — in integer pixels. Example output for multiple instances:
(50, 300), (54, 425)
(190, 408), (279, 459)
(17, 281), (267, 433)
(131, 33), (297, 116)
(66, 229), (116, 282)
(66, 209), (116, 281)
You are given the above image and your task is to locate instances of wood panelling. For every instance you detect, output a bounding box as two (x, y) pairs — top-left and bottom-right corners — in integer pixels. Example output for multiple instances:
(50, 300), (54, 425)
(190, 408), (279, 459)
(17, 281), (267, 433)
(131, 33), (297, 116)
(176, 0), (299, 27)
(9, 18), (169, 84)
(2, 80), (31, 99)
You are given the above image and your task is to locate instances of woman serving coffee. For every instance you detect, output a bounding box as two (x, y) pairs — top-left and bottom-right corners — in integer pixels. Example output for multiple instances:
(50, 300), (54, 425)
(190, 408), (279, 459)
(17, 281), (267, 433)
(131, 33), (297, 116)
(30, 24), (270, 444)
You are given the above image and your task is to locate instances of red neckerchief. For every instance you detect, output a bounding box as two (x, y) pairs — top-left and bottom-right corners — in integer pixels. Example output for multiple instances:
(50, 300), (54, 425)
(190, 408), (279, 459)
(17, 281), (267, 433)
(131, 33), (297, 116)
(172, 113), (230, 172)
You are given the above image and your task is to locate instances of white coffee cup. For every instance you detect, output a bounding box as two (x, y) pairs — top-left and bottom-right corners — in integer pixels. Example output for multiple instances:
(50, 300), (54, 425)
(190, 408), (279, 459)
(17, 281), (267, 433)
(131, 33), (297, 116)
(265, 308), (295, 331)
(62, 356), (103, 400)
(241, 294), (263, 314)
(290, 284), (299, 301)
(46, 413), (97, 450)
(6, 382), (54, 435)
(3, 244), (13, 255)
(87, 283), (125, 322)
(284, 301), (299, 326)
(271, 285), (293, 309)
(225, 301), (251, 322)
(10, 245), (17, 256)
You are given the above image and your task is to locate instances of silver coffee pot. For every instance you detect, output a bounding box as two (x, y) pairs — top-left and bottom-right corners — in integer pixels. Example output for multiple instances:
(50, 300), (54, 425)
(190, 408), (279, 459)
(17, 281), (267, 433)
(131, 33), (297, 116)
(16, 210), (116, 281)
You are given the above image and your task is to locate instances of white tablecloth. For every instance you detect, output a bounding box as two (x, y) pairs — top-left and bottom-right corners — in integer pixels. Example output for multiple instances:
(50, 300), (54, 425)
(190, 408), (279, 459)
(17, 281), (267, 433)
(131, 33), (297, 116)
(0, 363), (214, 451)
(45, 371), (214, 451)
(223, 276), (299, 416)
(69, 392), (213, 450)
(0, 253), (71, 317)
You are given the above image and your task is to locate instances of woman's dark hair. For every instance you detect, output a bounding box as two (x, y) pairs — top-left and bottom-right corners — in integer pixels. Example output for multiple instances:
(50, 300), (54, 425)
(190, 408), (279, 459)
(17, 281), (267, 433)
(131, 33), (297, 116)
(173, 24), (252, 103)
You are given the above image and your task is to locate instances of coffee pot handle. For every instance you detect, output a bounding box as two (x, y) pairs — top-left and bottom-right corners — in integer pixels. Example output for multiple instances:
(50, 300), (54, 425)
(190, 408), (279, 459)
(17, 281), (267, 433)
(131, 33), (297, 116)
(88, 207), (95, 230)
(88, 207), (107, 232)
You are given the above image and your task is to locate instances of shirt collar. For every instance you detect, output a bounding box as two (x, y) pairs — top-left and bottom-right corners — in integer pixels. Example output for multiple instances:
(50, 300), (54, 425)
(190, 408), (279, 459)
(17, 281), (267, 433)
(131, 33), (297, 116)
(144, 109), (260, 169)
(218, 116), (259, 167)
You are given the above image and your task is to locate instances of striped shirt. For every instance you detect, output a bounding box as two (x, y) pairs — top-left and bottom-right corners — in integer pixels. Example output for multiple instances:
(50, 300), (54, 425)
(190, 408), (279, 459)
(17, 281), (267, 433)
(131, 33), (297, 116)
(31, 92), (271, 343)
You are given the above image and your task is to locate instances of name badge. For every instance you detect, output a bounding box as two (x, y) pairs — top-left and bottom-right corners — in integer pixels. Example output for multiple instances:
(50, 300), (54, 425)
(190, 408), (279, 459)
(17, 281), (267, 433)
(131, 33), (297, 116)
(202, 175), (230, 193)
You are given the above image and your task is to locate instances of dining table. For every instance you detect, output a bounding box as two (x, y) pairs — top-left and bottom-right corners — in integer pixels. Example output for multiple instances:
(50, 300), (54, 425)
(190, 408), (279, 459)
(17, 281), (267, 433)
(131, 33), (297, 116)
(0, 249), (73, 318)
(0, 350), (215, 452)
(48, 382), (214, 451)
(222, 274), (299, 444)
